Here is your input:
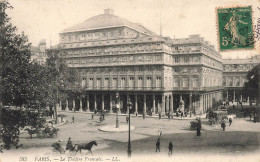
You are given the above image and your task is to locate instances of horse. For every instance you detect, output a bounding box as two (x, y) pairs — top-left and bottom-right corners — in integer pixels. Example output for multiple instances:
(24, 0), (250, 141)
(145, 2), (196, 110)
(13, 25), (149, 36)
(74, 141), (97, 155)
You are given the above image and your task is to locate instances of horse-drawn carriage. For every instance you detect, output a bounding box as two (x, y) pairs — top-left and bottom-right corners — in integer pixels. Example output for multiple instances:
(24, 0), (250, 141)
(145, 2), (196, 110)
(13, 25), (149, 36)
(208, 110), (228, 125)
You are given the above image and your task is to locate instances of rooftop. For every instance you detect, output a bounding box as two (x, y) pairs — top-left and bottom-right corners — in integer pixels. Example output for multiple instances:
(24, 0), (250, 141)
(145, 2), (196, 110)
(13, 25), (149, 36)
(61, 9), (157, 36)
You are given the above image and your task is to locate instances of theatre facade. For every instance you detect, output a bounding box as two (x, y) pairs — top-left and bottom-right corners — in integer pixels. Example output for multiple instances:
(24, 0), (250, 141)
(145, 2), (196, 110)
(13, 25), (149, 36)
(58, 9), (223, 116)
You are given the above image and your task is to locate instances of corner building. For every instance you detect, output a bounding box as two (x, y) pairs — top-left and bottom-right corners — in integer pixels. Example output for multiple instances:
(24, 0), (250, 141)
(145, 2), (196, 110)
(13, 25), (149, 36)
(59, 9), (223, 115)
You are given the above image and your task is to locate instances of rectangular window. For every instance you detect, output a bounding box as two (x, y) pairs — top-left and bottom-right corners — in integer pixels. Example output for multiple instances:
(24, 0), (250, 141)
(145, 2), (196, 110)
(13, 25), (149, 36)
(156, 77), (161, 87)
(96, 78), (101, 88)
(183, 78), (188, 87)
(129, 77), (134, 87)
(193, 78), (198, 87)
(113, 78), (117, 88)
(89, 78), (93, 87)
(147, 77), (152, 87)
(82, 78), (86, 88)
(174, 77), (179, 87)
(104, 78), (109, 87)
(174, 57), (179, 63)
(138, 77), (143, 87)
(184, 57), (188, 63)
(121, 77), (126, 87)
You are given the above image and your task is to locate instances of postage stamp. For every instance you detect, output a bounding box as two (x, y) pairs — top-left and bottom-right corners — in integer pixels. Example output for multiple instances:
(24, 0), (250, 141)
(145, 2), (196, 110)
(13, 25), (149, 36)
(217, 6), (254, 51)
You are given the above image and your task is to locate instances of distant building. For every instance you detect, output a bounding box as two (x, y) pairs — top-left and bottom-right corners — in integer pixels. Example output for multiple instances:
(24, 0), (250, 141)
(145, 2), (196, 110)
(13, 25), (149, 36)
(30, 39), (47, 64)
(58, 9), (223, 116)
(222, 55), (259, 104)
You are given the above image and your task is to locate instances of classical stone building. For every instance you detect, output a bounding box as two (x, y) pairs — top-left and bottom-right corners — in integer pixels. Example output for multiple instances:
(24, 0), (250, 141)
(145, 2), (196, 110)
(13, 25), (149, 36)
(222, 55), (259, 104)
(30, 39), (47, 65)
(58, 9), (223, 115)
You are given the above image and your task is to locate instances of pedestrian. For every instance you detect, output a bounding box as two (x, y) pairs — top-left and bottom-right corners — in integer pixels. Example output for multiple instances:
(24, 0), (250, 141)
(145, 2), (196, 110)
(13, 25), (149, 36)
(229, 118), (232, 126)
(136, 112), (138, 117)
(155, 138), (160, 152)
(250, 113), (252, 121)
(66, 137), (73, 151)
(99, 115), (102, 123)
(197, 121), (201, 136)
(159, 113), (161, 120)
(91, 114), (94, 119)
(181, 112), (183, 118)
(221, 120), (226, 131)
(168, 141), (173, 155)
(143, 113), (145, 119)
(102, 113), (105, 120)
(126, 116), (129, 124)
(72, 115), (74, 123)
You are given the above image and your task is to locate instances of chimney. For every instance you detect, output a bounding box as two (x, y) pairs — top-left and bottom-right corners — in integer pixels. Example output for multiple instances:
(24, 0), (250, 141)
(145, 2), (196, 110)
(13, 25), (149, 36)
(104, 9), (114, 15)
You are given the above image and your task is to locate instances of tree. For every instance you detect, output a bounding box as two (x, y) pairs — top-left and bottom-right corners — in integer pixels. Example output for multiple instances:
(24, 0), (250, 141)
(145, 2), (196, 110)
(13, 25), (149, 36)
(0, 1), (32, 107)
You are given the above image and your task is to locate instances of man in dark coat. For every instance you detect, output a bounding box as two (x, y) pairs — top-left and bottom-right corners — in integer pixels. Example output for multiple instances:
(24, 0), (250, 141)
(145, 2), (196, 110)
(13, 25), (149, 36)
(221, 120), (226, 131)
(229, 118), (232, 126)
(168, 141), (173, 155)
(66, 137), (73, 151)
(156, 138), (160, 152)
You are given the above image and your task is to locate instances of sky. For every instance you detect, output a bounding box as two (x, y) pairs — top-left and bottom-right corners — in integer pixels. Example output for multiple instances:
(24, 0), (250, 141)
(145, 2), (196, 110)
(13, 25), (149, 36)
(7, 0), (260, 59)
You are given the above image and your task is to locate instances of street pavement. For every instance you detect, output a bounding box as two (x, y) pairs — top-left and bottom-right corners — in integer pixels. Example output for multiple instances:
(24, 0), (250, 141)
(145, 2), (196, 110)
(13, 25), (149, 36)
(1, 112), (260, 162)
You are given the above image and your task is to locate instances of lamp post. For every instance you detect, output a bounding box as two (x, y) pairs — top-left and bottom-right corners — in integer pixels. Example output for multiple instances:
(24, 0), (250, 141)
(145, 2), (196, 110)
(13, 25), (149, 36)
(115, 92), (119, 128)
(127, 98), (132, 158)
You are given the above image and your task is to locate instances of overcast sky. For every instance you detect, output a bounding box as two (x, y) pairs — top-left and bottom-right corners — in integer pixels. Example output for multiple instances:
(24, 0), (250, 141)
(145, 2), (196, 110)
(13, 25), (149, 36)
(7, 0), (260, 59)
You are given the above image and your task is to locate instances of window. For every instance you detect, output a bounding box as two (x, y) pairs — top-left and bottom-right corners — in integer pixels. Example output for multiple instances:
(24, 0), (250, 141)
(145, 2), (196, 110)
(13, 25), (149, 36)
(113, 78), (117, 88)
(174, 57), (179, 63)
(104, 78), (109, 87)
(138, 77), (143, 87)
(193, 78), (198, 87)
(121, 77), (126, 87)
(129, 77), (134, 87)
(174, 77), (179, 87)
(183, 78), (188, 87)
(82, 78), (86, 88)
(174, 68), (179, 73)
(147, 77), (152, 87)
(97, 78), (101, 88)
(89, 78), (93, 87)
(156, 77), (161, 87)
(184, 57), (188, 63)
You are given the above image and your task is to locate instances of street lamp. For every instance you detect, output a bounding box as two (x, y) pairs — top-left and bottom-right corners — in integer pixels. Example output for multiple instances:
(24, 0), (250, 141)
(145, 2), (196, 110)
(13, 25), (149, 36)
(115, 92), (119, 128)
(127, 98), (133, 158)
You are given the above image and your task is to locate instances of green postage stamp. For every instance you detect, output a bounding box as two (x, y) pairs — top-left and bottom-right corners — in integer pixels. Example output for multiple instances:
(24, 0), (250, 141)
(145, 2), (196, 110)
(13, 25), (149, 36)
(217, 6), (254, 51)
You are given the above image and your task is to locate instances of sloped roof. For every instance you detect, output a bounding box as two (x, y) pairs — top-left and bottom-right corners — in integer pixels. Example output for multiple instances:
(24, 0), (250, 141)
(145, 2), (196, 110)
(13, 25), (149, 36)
(61, 13), (156, 36)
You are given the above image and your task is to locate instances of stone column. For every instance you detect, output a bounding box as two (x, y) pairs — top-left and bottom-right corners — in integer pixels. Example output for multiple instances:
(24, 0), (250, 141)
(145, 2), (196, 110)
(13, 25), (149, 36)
(199, 94), (203, 114)
(79, 98), (83, 112)
(240, 94), (242, 102)
(166, 95), (169, 114)
(189, 93), (192, 117)
(248, 96), (250, 103)
(161, 94), (165, 116)
(126, 93), (130, 114)
(86, 94), (89, 112)
(233, 90), (236, 102)
(72, 99), (75, 111)
(118, 93), (121, 114)
(66, 99), (69, 111)
(109, 94), (113, 113)
(102, 93), (104, 111)
(135, 94), (138, 115)
(143, 94), (147, 115)
(226, 90), (228, 100)
(94, 93), (97, 111)
(153, 94), (156, 114)
(170, 95), (173, 113)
